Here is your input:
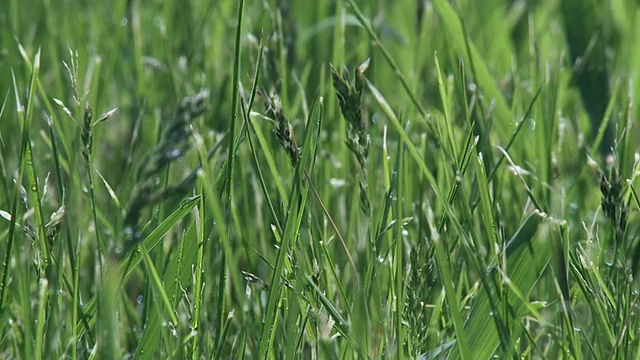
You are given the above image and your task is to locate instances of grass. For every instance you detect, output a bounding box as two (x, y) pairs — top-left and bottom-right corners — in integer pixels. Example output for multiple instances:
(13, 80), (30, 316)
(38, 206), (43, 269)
(1, 0), (640, 358)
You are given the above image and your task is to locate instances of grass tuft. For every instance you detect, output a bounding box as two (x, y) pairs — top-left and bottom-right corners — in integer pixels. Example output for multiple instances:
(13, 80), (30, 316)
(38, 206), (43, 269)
(1, 0), (640, 358)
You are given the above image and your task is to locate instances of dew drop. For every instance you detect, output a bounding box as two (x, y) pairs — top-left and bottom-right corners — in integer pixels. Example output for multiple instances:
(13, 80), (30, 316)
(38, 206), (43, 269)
(603, 247), (615, 267)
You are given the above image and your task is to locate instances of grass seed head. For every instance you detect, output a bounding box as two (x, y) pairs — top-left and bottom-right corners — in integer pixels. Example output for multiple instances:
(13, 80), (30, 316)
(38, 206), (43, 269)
(123, 91), (210, 250)
(258, 87), (300, 166)
(331, 59), (372, 215)
(81, 103), (92, 161)
(600, 165), (628, 242)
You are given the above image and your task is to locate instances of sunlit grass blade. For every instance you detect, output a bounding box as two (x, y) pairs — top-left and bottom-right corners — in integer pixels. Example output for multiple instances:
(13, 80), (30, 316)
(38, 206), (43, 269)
(139, 243), (179, 328)
(450, 210), (548, 359)
(366, 79), (471, 357)
(431, 0), (514, 135)
(258, 95), (323, 358)
(134, 217), (200, 359)
(35, 278), (48, 360)
(77, 196), (199, 339)
(97, 262), (123, 359)
(345, 0), (426, 118)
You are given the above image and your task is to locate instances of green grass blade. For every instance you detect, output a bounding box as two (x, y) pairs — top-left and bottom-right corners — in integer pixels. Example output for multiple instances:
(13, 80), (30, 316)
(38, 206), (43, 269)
(139, 243), (179, 328)
(190, 187), (206, 359)
(35, 278), (48, 360)
(450, 210), (548, 359)
(258, 95), (322, 358)
(431, 0), (513, 134)
(77, 196), (200, 337)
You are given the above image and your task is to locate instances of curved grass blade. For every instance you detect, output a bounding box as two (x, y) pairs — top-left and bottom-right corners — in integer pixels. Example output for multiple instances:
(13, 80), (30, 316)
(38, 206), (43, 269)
(258, 95), (323, 358)
(431, 0), (514, 135)
(449, 210), (548, 359)
(76, 196), (200, 338)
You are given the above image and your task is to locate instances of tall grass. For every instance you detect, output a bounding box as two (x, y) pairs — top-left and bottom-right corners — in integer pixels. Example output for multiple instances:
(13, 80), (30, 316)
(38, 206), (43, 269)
(0, 0), (639, 358)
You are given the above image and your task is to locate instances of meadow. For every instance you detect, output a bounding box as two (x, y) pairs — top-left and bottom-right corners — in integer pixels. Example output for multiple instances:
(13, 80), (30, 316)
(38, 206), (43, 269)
(0, 0), (639, 358)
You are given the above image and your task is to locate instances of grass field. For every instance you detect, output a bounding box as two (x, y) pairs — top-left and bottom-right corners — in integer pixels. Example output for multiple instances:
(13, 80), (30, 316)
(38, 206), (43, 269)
(1, 0), (640, 358)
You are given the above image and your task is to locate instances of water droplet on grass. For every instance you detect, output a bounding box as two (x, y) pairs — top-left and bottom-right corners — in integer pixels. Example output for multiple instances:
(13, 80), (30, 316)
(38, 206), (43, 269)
(604, 247), (615, 267)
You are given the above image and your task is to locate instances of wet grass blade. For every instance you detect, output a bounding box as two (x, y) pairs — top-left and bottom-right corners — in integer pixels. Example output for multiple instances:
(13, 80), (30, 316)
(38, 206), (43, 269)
(450, 211), (548, 359)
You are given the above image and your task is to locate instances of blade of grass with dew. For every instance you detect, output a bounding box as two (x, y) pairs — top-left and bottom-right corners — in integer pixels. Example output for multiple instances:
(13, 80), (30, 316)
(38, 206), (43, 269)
(431, 0), (514, 135)
(212, 2), (245, 351)
(97, 262), (122, 360)
(304, 169), (356, 273)
(473, 151), (500, 253)
(275, 96), (324, 353)
(0, 78), (23, 315)
(241, 35), (285, 233)
(16, 43), (72, 168)
(569, 251), (615, 355)
(619, 82), (636, 179)
(139, 243), (180, 330)
(7, 51), (49, 359)
(306, 275), (358, 349)
(35, 278), (48, 360)
(487, 83), (543, 182)
(366, 79), (471, 358)
(393, 134), (405, 359)
(345, 0), (428, 120)
(374, 127), (402, 255)
(189, 134), (226, 359)
(258, 95), (323, 358)
(223, 0), (244, 202)
(553, 223), (582, 358)
(44, 111), (89, 358)
(246, 111), (289, 203)
(103, 0), (132, 98)
(189, 196), (205, 360)
(134, 222), (200, 359)
(590, 80), (622, 158)
(0, 90), (8, 193)
(427, 206), (470, 360)
(121, 195), (200, 277)
(19, 49), (52, 271)
(195, 152), (246, 358)
(435, 52), (459, 162)
(449, 210), (548, 359)
(244, 104), (285, 233)
(318, 231), (352, 322)
(77, 196), (199, 339)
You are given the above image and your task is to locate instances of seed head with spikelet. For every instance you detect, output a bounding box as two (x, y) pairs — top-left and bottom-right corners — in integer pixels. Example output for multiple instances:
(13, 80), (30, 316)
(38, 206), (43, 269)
(331, 58), (371, 215)
(257, 87), (300, 167)
(404, 244), (438, 356)
(600, 165), (628, 244)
